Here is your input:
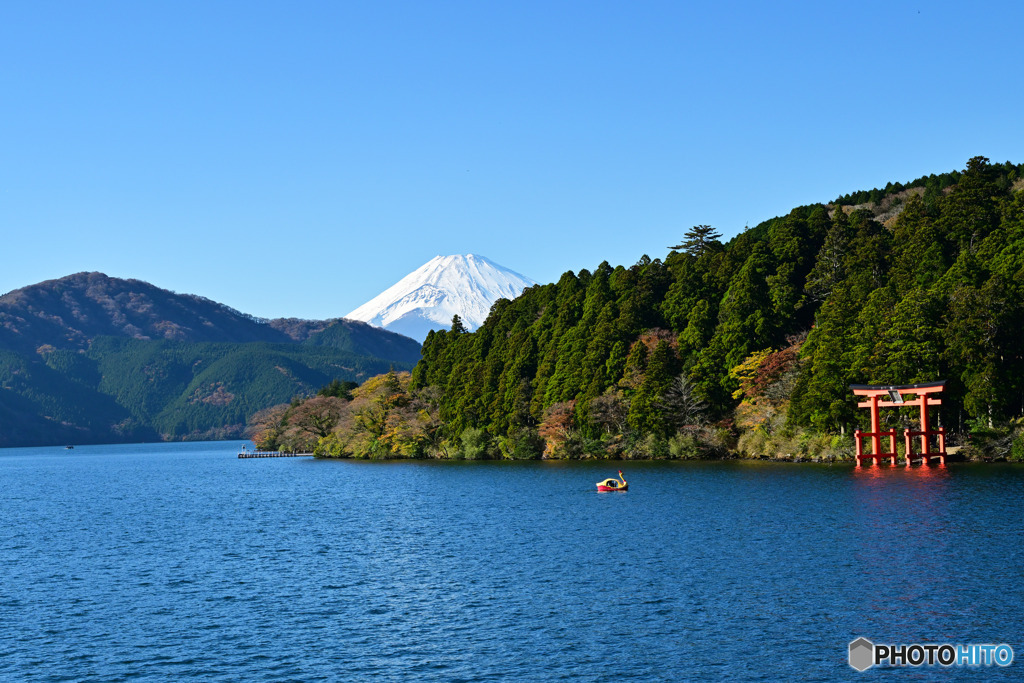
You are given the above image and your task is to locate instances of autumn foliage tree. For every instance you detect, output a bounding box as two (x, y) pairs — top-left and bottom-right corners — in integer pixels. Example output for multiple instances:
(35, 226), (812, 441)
(248, 404), (289, 451)
(538, 400), (578, 457)
(316, 370), (446, 459)
(248, 395), (348, 453)
(729, 335), (802, 436)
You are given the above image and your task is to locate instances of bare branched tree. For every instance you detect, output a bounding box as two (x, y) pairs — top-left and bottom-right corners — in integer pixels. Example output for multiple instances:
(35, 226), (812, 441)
(590, 392), (629, 435)
(658, 374), (707, 432)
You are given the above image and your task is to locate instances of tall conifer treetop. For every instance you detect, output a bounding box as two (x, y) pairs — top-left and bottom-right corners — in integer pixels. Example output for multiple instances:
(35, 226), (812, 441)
(670, 225), (722, 256)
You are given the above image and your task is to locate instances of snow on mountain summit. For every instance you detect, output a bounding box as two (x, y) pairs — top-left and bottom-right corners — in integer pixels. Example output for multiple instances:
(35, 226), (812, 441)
(344, 254), (537, 342)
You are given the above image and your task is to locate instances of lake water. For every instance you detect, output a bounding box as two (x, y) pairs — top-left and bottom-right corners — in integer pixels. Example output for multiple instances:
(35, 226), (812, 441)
(1, 442), (1022, 681)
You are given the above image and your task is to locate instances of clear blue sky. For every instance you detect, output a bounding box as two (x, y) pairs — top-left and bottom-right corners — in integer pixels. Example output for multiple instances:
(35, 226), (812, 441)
(2, 1), (1022, 319)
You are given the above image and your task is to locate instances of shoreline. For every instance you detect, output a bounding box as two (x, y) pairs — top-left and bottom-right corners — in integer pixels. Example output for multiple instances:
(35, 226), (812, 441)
(3, 439), (1016, 465)
(308, 452), (1018, 465)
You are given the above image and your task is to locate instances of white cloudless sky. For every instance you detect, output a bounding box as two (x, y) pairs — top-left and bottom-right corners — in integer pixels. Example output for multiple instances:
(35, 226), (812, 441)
(2, 1), (1022, 319)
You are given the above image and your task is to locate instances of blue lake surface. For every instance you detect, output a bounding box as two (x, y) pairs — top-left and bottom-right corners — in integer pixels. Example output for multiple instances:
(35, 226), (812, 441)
(1, 442), (1022, 681)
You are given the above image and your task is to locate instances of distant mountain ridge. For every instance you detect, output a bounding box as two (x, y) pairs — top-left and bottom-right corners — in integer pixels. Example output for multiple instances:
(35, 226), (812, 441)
(0, 272), (422, 447)
(0, 271), (420, 359)
(345, 254), (536, 341)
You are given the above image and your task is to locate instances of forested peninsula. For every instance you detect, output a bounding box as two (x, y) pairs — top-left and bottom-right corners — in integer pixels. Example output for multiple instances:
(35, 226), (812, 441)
(252, 157), (1024, 462)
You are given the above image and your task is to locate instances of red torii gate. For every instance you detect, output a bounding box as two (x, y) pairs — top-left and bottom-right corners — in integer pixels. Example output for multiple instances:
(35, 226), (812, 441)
(850, 381), (947, 467)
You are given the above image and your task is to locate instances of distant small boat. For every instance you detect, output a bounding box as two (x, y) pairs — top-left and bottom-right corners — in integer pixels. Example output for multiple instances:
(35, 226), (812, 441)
(597, 470), (628, 492)
(65, 445), (74, 450)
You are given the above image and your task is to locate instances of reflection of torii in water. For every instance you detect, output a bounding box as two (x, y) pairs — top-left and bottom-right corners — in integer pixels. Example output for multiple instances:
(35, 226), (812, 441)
(850, 381), (947, 467)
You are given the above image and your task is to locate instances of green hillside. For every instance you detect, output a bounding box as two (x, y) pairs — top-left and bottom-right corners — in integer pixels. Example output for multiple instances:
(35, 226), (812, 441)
(303, 319), (422, 363)
(0, 337), (414, 447)
(146, 341), (404, 438)
(395, 156), (1024, 459)
(0, 273), (421, 447)
(0, 348), (155, 446)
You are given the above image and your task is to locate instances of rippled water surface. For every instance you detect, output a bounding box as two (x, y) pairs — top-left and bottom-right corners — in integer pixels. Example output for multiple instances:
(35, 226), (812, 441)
(1, 442), (1022, 681)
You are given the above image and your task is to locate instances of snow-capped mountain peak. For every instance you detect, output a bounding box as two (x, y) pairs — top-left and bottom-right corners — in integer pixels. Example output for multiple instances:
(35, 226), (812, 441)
(344, 254), (537, 342)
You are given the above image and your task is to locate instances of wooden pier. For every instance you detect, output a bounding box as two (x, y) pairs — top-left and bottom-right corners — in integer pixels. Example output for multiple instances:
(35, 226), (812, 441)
(238, 450), (313, 459)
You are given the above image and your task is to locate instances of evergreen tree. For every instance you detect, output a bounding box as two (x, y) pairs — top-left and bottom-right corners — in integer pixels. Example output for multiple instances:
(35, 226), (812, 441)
(627, 339), (679, 435)
(842, 210), (891, 300)
(789, 287), (859, 431)
(889, 194), (948, 295)
(936, 156), (999, 255)
(870, 287), (943, 385)
(804, 207), (851, 304)
(669, 225), (722, 256)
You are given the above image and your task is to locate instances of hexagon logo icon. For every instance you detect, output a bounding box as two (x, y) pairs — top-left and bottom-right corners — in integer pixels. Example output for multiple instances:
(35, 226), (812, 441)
(849, 637), (874, 671)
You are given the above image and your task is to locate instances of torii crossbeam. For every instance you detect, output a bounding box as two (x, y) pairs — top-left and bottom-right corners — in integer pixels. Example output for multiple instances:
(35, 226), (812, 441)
(850, 381), (947, 467)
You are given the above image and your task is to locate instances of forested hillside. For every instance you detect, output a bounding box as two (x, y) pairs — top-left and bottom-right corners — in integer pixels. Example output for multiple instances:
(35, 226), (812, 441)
(0, 273), (420, 446)
(263, 156), (1024, 460)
